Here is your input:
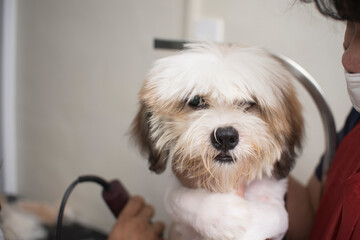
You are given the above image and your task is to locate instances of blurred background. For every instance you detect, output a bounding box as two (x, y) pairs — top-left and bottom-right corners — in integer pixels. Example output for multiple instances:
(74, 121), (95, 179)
(1, 0), (350, 234)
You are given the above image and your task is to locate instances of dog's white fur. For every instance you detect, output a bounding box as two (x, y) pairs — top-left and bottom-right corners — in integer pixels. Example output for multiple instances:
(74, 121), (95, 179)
(132, 43), (303, 240)
(165, 175), (288, 240)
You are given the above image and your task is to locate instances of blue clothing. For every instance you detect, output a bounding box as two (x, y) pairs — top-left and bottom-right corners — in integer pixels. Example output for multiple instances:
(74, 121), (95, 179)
(315, 108), (360, 180)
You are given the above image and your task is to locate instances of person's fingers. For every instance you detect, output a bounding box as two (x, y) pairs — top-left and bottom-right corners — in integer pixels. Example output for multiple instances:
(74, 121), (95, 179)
(118, 196), (144, 220)
(138, 203), (155, 220)
(151, 221), (165, 236)
(109, 196), (167, 240)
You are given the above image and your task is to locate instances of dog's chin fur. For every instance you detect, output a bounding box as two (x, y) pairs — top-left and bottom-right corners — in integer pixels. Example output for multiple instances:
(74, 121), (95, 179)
(132, 42), (303, 193)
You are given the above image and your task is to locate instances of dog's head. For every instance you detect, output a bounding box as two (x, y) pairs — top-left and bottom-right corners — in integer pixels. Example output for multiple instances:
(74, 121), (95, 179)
(131, 43), (304, 193)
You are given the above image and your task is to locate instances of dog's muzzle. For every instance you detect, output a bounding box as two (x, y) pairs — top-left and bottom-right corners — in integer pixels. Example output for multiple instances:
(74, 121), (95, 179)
(211, 126), (239, 163)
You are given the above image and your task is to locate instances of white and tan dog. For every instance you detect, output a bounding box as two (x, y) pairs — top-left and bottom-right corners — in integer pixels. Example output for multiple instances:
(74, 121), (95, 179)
(131, 43), (304, 240)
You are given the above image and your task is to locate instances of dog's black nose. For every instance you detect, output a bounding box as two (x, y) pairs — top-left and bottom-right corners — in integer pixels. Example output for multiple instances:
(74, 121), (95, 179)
(211, 127), (239, 152)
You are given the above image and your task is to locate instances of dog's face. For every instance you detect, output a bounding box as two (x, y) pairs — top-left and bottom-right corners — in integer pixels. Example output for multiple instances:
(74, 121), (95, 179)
(132, 43), (303, 193)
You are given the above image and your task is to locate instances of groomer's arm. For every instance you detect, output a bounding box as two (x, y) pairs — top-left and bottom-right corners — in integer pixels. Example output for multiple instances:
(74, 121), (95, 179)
(108, 196), (165, 240)
(285, 175), (322, 240)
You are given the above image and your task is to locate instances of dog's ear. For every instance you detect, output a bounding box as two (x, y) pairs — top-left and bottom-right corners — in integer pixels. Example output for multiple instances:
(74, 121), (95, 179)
(131, 102), (168, 174)
(271, 88), (304, 179)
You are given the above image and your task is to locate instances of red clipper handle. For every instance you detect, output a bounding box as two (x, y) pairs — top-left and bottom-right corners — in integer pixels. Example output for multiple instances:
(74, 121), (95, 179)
(102, 179), (129, 217)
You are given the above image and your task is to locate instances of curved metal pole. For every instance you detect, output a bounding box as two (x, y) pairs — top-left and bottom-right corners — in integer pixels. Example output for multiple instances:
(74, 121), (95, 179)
(271, 53), (337, 183)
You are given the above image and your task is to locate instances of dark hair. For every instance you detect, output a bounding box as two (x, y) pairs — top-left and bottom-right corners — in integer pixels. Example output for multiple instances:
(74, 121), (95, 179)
(302, 0), (360, 22)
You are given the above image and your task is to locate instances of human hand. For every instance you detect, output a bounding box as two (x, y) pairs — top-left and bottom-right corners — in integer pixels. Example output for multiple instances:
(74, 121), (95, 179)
(108, 196), (165, 240)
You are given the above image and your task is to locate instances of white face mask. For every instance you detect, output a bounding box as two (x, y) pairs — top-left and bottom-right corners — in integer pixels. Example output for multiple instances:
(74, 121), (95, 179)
(345, 72), (360, 113)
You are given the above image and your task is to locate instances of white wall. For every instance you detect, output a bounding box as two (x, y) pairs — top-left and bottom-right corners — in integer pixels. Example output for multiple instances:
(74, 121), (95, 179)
(15, 0), (350, 233)
(16, 0), (184, 231)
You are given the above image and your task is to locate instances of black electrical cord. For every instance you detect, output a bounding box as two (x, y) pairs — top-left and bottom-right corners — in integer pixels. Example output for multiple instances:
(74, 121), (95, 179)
(55, 175), (111, 240)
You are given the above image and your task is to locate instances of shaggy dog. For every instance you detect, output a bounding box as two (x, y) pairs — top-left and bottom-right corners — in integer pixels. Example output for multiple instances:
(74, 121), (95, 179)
(131, 43), (304, 240)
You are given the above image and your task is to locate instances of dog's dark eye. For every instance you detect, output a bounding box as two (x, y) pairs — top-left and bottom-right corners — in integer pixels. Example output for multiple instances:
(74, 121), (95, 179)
(237, 100), (256, 111)
(188, 95), (208, 109)
(246, 101), (256, 110)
